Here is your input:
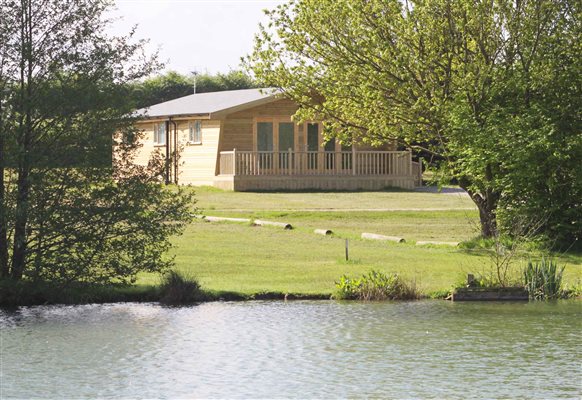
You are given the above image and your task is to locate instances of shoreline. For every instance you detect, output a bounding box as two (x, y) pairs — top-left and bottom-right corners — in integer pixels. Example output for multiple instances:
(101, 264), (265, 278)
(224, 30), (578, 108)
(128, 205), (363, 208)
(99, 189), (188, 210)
(1, 280), (579, 307)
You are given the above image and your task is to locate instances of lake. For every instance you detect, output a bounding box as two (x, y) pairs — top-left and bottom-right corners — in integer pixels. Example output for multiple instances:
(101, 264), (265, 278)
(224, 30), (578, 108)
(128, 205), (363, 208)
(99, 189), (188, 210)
(1, 300), (580, 399)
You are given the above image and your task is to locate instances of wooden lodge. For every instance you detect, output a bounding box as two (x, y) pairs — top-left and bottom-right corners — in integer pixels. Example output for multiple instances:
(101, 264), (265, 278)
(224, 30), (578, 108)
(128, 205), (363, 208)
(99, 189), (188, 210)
(132, 88), (422, 191)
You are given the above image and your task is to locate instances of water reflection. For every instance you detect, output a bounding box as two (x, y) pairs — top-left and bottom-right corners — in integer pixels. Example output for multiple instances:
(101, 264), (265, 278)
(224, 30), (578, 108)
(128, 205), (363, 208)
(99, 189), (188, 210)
(1, 301), (580, 399)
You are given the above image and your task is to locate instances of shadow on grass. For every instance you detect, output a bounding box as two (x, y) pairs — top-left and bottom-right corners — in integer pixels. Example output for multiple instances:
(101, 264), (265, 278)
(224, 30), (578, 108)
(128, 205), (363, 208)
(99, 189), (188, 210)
(240, 187), (415, 194)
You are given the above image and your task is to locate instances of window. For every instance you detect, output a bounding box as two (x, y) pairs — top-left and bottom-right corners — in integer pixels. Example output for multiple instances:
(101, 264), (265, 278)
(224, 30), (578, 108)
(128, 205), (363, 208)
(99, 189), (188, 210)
(154, 123), (166, 145)
(189, 120), (202, 144)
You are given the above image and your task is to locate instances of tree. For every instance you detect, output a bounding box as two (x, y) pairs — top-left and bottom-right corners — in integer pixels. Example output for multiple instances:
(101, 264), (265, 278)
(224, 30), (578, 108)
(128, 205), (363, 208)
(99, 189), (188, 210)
(246, 0), (581, 246)
(132, 70), (259, 108)
(0, 0), (194, 283)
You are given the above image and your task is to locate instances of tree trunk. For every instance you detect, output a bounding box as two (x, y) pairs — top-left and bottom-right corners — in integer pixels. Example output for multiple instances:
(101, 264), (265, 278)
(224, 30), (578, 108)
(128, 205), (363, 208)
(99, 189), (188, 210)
(11, 0), (33, 280)
(11, 166), (29, 279)
(0, 118), (8, 278)
(459, 179), (500, 238)
(477, 201), (497, 238)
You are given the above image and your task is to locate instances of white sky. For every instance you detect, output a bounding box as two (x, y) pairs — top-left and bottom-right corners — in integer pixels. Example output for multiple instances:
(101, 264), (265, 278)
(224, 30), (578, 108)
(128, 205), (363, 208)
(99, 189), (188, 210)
(107, 0), (285, 75)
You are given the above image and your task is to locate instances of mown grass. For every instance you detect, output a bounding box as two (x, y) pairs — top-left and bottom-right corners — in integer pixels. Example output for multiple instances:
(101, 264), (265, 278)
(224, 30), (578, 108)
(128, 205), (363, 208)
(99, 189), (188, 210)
(201, 210), (476, 242)
(138, 219), (581, 297)
(5, 186), (579, 306)
(138, 186), (579, 299)
(192, 185), (476, 212)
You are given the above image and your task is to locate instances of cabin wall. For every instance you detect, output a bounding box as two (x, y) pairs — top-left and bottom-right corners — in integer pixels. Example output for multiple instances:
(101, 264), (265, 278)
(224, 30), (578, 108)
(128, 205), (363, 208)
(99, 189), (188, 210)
(219, 99), (396, 153)
(131, 97), (399, 190)
(180, 120), (221, 185)
(133, 122), (161, 166)
(220, 98), (298, 152)
(133, 119), (220, 185)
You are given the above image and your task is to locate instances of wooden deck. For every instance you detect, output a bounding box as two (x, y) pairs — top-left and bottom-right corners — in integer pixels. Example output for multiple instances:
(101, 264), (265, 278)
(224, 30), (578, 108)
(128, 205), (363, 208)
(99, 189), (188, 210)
(215, 150), (422, 191)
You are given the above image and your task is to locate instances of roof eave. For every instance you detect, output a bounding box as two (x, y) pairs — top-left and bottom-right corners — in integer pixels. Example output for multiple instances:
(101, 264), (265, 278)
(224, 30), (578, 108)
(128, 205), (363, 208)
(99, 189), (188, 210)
(209, 94), (281, 119)
(135, 113), (212, 122)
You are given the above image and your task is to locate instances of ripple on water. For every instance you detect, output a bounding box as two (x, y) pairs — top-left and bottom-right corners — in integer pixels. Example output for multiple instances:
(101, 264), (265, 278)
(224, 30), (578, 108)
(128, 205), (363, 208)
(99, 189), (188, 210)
(1, 300), (580, 399)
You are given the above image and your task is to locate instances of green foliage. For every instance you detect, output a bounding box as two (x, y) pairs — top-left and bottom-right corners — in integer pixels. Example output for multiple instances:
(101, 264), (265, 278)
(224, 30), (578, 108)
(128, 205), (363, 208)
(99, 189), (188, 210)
(427, 289), (452, 299)
(131, 70), (259, 108)
(524, 259), (565, 300)
(246, 0), (581, 245)
(0, 0), (195, 284)
(564, 281), (582, 299)
(159, 270), (207, 305)
(333, 270), (419, 301)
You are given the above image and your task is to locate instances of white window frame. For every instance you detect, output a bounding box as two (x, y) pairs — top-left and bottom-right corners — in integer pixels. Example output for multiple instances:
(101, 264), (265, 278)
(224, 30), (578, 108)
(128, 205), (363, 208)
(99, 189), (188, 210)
(154, 123), (166, 145)
(189, 120), (202, 144)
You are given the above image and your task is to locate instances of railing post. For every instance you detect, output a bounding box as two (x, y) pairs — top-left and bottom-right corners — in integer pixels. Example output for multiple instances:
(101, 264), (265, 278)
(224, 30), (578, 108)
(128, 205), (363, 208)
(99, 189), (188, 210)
(233, 148), (237, 176)
(352, 147), (356, 175)
(288, 148), (293, 175)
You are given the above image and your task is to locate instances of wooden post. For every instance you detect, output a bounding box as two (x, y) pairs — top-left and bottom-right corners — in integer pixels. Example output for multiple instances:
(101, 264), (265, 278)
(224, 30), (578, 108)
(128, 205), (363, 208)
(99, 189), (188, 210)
(352, 147), (356, 175)
(233, 148), (237, 176)
(345, 239), (349, 261)
(288, 147), (293, 175)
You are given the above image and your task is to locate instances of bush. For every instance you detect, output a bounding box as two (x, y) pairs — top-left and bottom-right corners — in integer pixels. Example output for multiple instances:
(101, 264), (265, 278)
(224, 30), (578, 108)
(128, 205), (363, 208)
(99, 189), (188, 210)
(159, 271), (207, 305)
(523, 258), (565, 300)
(564, 281), (582, 299)
(333, 270), (419, 301)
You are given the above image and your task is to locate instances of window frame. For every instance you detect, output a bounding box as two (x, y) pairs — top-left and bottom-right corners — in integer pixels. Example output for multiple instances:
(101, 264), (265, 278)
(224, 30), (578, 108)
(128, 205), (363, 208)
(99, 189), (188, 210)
(153, 123), (166, 146)
(189, 120), (202, 144)
(253, 117), (297, 152)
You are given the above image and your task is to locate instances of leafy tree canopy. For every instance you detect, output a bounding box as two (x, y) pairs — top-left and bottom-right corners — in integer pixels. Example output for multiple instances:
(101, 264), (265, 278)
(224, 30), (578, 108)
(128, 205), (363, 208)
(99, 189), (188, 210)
(246, 0), (581, 247)
(131, 70), (259, 108)
(0, 0), (195, 284)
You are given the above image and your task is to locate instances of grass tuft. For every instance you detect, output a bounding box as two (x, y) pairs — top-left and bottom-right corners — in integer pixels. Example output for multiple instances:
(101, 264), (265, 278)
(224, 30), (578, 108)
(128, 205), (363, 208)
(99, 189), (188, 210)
(159, 270), (208, 305)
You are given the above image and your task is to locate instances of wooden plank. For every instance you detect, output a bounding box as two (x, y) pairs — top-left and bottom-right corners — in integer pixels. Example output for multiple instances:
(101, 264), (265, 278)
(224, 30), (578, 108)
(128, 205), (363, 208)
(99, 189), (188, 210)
(452, 287), (528, 301)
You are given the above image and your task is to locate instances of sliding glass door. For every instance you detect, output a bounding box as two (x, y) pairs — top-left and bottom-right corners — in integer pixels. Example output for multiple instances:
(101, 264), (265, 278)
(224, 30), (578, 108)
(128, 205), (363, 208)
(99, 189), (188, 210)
(257, 122), (273, 168)
(278, 122), (295, 169)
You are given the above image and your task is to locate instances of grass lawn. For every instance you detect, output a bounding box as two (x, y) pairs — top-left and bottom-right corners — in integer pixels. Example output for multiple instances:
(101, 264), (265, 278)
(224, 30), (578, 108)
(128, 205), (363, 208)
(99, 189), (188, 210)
(138, 186), (582, 297)
(192, 185), (477, 212)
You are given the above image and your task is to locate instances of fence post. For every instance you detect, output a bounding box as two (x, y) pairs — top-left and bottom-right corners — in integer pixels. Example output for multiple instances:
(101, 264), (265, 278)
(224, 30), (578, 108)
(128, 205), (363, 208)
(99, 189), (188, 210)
(233, 148), (237, 176)
(352, 147), (356, 175)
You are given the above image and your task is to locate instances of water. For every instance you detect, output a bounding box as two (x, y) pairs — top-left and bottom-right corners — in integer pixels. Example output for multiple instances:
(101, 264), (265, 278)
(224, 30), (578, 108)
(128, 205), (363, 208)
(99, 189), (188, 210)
(1, 300), (580, 399)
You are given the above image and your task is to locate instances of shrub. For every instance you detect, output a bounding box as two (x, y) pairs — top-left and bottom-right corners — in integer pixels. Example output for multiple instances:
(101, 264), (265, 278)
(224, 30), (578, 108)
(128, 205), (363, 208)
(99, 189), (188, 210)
(333, 270), (419, 301)
(159, 271), (207, 305)
(523, 258), (565, 300)
(564, 281), (582, 299)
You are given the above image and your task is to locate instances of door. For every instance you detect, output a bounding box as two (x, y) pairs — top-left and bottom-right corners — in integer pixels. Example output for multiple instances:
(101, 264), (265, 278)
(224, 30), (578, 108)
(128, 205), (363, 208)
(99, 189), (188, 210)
(307, 123), (318, 169)
(257, 122), (273, 169)
(278, 122), (294, 169)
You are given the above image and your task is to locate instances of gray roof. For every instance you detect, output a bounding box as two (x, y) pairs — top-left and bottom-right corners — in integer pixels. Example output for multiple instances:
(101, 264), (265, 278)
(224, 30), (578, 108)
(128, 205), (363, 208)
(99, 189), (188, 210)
(136, 88), (279, 118)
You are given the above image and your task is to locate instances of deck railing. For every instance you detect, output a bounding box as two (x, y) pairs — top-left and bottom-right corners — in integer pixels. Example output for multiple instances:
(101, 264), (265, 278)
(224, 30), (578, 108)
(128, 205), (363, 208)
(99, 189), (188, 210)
(219, 150), (419, 177)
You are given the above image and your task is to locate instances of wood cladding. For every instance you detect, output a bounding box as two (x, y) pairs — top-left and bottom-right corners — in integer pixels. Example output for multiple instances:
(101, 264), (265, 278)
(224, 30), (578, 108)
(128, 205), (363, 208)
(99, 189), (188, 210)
(130, 97), (408, 189)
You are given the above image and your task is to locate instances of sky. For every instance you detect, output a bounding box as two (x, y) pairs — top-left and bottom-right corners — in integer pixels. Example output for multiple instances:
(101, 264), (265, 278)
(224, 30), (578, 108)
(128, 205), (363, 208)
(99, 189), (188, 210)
(107, 0), (285, 76)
